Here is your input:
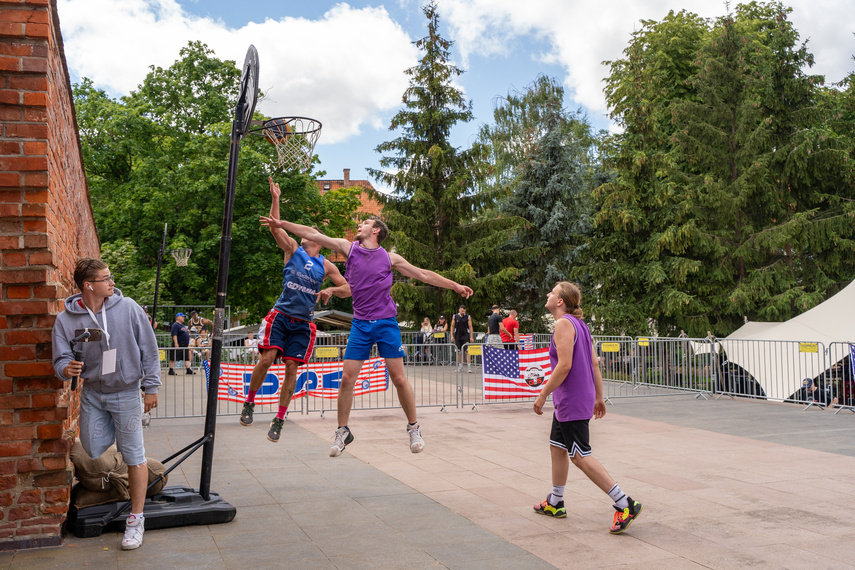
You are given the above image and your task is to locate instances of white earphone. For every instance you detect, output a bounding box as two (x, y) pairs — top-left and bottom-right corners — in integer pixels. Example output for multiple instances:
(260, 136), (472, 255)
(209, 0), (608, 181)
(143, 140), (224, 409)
(88, 284), (94, 291)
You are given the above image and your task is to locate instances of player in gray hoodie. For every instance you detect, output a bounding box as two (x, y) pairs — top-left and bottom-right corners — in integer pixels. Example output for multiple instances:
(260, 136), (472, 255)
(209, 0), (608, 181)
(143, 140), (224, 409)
(51, 258), (160, 550)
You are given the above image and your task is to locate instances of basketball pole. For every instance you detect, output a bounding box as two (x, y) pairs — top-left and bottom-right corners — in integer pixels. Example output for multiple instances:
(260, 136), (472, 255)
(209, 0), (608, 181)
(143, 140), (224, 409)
(150, 223), (167, 331)
(200, 106), (246, 501)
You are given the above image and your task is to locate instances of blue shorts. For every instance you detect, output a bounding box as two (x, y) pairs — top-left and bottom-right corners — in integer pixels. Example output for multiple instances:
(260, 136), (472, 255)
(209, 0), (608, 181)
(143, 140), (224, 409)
(257, 309), (317, 363)
(345, 318), (406, 360)
(80, 388), (146, 466)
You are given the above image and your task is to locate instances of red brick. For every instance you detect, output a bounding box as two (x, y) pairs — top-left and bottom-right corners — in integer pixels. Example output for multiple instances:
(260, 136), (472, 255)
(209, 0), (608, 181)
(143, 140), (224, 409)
(0, 426), (33, 440)
(5, 123), (47, 138)
(23, 218), (46, 232)
(21, 516), (63, 527)
(0, 56), (18, 71)
(0, 23), (24, 38)
(43, 488), (69, 504)
(22, 90), (45, 106)
(0, 140), (19, 153)
(23, 189), (47, 203)
(0, 462), (13, 476)
(0, 475), (16, 491)
(18, 407), (66, 423)
(0, 381), (11, 395)
(0, 236), (20, 249)
(0, 492), (11, 506)
(0, 156), (46, 170)
(32, 470), (71, 487)
(17, 490), (41, 504)
(42, 507), (66, 516)
(4, 361), (53, 377)
(0, 300), (48, 314)
(0, 106), (22, 120)
(8, 76), (46, 90)
(0, 42), (32, 56)
(0, 90), (20, 105)
(35, 424), (62, 439)
(40, 456), (65, 470)
(16, 458), (41, 473)
(4, 329), (49, 344)
(24, 23), (47, 37)
(4, 285), (30, 299)
(12, 376), (61, 391)
(15, 526), (43, 536)
(22, 141), (44, 154)
(0, 395), (30, 409)
(0, 203), (20, 216)
(0, 441), (30, 457)
(36, 437), (71, 454)
(22, 235), (47, 248)
(32, 284), (56, 298)
(0, 173), (21, 187)
(0, 530), (13, 539)
(30, 393), (56, 408)
(0, 10), (48, 24)
(2, 251), (27, 265)
(0, 268), (46, 282)
(27, 248), (51, 263)
(9, 506), (35, 522)
(20, 57), (46, 74)
(0, 345), (35, 360)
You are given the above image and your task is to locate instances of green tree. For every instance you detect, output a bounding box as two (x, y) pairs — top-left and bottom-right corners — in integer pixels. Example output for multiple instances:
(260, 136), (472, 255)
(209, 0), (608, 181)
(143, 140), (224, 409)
(368, 1), (517, 326)
(74, 42), (361, 322)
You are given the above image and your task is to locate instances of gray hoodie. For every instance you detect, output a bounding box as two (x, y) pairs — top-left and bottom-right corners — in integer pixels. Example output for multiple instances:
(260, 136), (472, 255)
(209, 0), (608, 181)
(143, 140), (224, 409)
(51, 288), (161, 394)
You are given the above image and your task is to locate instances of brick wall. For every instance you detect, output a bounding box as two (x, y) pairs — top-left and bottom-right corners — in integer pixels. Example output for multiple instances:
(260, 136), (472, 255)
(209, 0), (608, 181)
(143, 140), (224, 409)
(0, 0), (99, 550)
(317, 168), (383, 262)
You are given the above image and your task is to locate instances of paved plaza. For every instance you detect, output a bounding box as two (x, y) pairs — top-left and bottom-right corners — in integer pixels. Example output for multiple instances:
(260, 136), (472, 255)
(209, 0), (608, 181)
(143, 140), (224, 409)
(3, 394), (855, 568)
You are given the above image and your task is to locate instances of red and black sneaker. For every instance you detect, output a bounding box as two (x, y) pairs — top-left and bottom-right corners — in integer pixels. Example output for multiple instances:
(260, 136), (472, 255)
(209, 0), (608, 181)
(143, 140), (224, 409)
(609, 498), (642, 534)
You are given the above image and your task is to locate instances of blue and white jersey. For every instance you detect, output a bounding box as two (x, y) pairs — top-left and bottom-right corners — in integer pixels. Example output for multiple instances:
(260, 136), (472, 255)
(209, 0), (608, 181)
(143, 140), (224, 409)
(273, 247), (325, 321)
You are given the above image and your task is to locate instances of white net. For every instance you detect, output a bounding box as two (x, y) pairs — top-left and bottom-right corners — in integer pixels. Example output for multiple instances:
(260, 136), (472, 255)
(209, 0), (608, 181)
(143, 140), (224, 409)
(262, 117), (322, 173)
(171, 248), (192, 267)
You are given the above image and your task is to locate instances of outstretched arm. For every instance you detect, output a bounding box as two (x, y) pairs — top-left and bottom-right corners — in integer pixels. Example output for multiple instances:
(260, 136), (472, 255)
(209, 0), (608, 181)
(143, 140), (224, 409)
(260, 216), (351, 258)
(388, 252), (473, 298)
(267, 177), (298, 256)
(317, 259), (351, 305)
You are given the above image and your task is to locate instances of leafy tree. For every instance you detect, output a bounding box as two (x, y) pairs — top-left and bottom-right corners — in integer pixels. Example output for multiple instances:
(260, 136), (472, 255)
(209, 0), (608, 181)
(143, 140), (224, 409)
(368, 1), (517, 327)
(75, 42), (361, 322)
(478, 76), (596, 331)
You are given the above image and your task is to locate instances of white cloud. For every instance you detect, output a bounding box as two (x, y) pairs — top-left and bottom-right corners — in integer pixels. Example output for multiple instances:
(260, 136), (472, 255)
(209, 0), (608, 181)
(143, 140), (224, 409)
(57, 0), (418, 144)
(439, 0), (855, 116)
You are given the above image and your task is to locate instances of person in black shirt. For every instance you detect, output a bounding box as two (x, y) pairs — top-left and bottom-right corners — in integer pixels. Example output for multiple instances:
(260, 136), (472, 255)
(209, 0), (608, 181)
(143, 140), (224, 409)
(452, 305), (474, 373)
(486, 304), (503, 348)
(168, 312), (193, 375)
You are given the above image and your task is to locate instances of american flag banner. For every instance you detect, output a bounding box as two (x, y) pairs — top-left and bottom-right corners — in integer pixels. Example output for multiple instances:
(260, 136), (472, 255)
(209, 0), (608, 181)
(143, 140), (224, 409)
(519, 334), (534, 349)
(482, 345), (552, 400)
(202, 358), (389, 403)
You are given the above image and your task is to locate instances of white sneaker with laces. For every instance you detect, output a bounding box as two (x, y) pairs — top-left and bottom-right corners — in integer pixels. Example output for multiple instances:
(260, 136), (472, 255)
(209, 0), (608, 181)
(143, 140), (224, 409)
(330, 426), (353, 457)
(121, 514), (144, 550)
(407, 423), (425, 453)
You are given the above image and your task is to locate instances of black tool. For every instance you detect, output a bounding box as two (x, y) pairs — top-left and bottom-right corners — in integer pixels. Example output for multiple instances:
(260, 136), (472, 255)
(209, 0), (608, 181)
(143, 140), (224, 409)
(69, 330), (91, 391)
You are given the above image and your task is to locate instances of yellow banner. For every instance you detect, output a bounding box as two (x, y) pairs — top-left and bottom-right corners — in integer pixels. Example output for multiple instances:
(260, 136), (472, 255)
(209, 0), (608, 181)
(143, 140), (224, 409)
(314, 347), (340, 359)
(638, 338), (650, 347)
(799, 343), (818, 353)
(432, 332), (446, 339)
(601, 343), (620, 353)
(468, 345), (482, 356)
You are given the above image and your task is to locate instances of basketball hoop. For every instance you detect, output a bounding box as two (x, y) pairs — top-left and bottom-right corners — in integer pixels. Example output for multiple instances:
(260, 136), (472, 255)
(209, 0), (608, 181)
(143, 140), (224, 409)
(249, 117), (322, 173)
(171, 248), (192, 267)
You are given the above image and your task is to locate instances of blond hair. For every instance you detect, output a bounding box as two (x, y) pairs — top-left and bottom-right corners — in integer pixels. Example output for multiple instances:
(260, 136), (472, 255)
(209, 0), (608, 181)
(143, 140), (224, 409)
(555, 281), (583, 319)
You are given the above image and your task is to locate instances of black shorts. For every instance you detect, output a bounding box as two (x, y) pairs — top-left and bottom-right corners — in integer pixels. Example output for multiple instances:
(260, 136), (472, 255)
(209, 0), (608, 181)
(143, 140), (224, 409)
(549, 415), (592, 457)
(174, 346), (189, 361)
(454, 336), (468, 351)
(504, 342), (517, 350)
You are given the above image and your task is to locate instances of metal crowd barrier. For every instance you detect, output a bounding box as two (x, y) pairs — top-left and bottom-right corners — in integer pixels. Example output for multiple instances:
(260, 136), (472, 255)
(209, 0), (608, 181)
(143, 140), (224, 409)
(147, 334), (855, 420)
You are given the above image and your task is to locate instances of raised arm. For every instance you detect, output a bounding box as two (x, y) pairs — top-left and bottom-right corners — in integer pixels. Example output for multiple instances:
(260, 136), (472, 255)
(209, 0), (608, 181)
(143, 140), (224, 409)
(388, 252), (473, 298)
(267, 177), (298, 256)
(260, 216), (351, 258)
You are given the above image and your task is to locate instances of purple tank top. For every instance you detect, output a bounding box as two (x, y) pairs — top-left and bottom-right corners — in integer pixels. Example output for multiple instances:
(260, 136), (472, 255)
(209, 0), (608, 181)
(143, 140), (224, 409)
(549, 314), (595, 421)
(344, 242), (397, 320)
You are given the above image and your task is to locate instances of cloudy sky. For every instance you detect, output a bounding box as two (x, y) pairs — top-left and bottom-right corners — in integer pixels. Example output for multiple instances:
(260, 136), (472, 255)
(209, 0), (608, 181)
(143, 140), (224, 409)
(59, 0), (854, 186)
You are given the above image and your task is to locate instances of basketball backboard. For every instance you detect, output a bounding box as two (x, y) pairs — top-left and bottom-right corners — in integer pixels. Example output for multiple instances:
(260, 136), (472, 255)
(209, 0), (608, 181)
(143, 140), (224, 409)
(234, 45), (259, 138)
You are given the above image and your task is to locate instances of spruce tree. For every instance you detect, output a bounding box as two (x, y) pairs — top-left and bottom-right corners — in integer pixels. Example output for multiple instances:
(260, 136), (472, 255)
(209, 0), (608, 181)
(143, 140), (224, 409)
(368, 1), (517, 326)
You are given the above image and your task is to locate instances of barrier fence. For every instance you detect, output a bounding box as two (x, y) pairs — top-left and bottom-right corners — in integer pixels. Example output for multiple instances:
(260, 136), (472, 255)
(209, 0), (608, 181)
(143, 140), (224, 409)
(146, 335), (855, 420)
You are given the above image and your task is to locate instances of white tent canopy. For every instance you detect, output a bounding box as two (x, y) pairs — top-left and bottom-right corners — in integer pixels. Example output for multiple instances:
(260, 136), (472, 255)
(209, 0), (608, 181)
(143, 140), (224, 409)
(718, 280), (855, 400)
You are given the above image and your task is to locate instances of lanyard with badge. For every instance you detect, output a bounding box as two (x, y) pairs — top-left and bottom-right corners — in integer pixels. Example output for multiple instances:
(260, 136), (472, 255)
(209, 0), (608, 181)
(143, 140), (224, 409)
(84, 303), (116, 374)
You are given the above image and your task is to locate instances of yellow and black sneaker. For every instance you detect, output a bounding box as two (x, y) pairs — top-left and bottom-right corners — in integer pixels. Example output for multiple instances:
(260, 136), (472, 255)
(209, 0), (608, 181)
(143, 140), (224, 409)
(533, 496), (566, 518)
(609, 498), (642, 534)
(239, 401), (255, 426)
(267, 417), (284, 443)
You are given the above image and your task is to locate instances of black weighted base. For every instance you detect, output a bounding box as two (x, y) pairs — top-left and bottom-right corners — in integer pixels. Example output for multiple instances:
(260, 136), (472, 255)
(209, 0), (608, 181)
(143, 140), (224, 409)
(66, 486), (236, 538)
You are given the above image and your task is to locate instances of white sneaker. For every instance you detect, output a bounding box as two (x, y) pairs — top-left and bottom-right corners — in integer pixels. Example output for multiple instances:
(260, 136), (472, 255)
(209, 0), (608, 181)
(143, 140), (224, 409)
(467, 366), (472, 374)
(121, 514), (144, 550)
(330, 426), (353, 457)
(407, 423), (425, 453)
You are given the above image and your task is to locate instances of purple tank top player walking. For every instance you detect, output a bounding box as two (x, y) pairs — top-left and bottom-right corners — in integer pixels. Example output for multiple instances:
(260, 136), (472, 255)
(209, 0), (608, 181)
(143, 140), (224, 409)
(549, 314), (595, 422)
(344, 242), (397, 321)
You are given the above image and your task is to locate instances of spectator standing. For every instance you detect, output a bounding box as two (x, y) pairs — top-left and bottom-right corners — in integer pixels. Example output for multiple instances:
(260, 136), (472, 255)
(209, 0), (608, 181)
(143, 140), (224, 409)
(486, 305), (503, 348)
(168, 312), (193, 375)
(452, 305), (474, 373)
(501, 309), (520, 350)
